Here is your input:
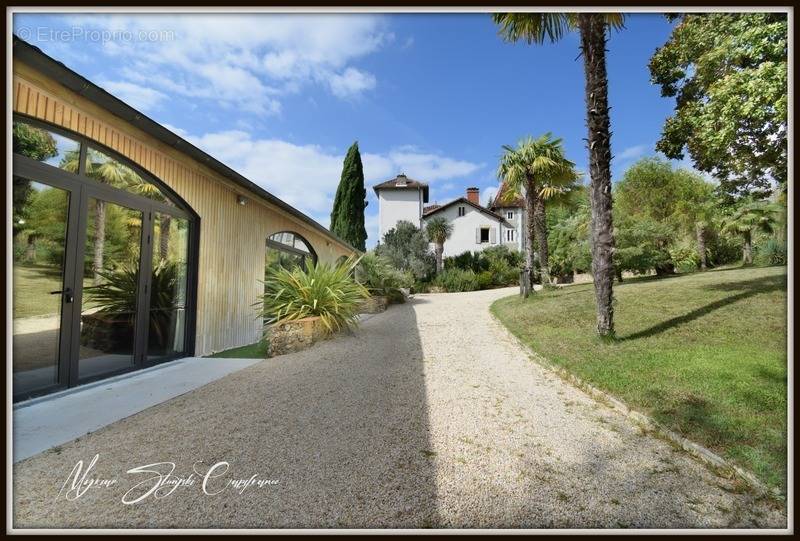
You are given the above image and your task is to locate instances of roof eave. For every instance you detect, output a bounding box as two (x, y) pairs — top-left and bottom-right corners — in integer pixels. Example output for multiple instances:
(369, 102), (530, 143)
(12, 36), (358, 254)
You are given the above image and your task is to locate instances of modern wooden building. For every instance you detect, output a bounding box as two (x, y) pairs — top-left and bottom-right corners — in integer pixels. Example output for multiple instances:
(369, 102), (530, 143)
(11, 37), (357, 401)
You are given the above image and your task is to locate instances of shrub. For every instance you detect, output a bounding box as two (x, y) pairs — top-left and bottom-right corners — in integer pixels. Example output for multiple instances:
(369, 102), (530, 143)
(482, 245), (524, 269)
(477, 270), (495, 290)
(258, 256), (369, 334)
(375, 220), (435, 280)
(433, 268), (480, 292)
(669, 243), (700, 273)
(706, 228), (742, 266)
(444, 251), (488, 273)
(487, 258), (520, 286)
(411, 280), (431, 294)
(755, 238), (787, 266)
(354, 252), (411, 300)
(444, 246), (523, 277)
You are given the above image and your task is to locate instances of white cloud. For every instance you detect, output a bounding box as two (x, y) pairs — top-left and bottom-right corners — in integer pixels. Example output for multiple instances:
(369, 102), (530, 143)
(616, 143), (651, 162)
(175, 127), (482, 242)
(53, 14), (390, 115)
(96, 80), (167, 111)
(378, 150), (482, 182)
(328, 68), (376, 98)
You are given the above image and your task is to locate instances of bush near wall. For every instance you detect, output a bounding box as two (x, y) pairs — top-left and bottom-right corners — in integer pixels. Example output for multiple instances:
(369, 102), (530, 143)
(436, 246), (521, 291)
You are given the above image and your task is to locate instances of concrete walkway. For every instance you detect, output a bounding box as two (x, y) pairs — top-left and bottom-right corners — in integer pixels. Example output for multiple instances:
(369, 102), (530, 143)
(12, 290), (784, 529)
(13, 356), (261, 462)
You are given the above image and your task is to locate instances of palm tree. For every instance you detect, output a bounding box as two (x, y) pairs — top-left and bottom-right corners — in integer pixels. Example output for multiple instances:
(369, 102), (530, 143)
(497, 134), (579, 287)
(721, 200), (782, 265)
(425, 217), (453, 273)
(493, 12), (624, 337)
(85, 150), (133, 284)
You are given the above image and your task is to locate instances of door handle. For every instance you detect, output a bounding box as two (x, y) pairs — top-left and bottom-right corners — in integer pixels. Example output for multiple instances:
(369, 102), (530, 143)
(49, 287), (74, 304)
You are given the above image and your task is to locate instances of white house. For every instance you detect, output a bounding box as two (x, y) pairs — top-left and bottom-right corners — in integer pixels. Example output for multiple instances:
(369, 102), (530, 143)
(374, 174), (528, 258)
(374, 174), (429, 239)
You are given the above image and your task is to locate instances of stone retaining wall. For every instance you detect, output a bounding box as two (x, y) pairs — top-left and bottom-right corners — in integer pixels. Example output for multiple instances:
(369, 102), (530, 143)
(268, 317), (329, 357)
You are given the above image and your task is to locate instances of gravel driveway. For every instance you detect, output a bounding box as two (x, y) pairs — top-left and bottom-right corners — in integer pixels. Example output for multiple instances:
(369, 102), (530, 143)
(13, 288), (784, 529)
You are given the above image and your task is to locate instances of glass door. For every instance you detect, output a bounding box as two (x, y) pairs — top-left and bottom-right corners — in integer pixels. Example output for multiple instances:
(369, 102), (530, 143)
(13, 117), (196, 401)
(12, 175), (80, 398)
(75, 196), (145, 382)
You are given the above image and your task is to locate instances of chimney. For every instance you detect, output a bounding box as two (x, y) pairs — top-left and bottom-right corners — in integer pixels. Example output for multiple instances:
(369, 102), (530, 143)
(466, 187), (480, 205)
(396, 173), (408, 187)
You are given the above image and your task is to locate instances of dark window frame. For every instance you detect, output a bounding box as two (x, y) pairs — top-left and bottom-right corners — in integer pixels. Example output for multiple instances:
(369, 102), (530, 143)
(265, 231), (318, 271)
(12, 115), (200, 401)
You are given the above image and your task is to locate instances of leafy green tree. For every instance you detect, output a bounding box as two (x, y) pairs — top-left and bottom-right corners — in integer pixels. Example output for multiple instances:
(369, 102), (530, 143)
(330, 141), (368, 251)
(721, 200), (783, 265)
(614, 217), (676, 278)
(497, 133), (579, 287)
(493, 13), (624, 337)
(425, 216), (453, 273)
(548, 207), (592, 281)
(672, 170), (718, 270)
(12, 123), (58, 232)
(375, 220), (435, 280)
(650, 13), (788, 200)
(615, 157), (719, 274)
(12, 122), (57, 161)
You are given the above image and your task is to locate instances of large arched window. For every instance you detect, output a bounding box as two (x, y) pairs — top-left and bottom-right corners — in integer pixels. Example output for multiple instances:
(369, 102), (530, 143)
(265, 231), (317, 275)
(11, 116), (198, 401)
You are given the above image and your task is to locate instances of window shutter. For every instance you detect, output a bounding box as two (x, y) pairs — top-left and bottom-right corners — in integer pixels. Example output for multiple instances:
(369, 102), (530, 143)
(476, 228), (481, 244)
(490, 227), (497, 244)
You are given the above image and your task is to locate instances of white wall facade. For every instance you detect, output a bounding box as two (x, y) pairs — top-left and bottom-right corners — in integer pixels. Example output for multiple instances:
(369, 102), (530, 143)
(496, 206), (526, 253)
(422, 203), (508, 258)
(377, 189), (423, 242)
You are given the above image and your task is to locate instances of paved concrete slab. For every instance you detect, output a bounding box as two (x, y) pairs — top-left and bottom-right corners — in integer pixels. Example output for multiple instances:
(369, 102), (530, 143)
(12, 356), (262, 462)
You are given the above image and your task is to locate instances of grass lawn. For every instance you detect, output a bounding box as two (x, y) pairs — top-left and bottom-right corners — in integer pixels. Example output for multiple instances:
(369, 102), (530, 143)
(207, 341), (268, 358)
(13, 265), (96, 319)
(491, 266), (787, 494)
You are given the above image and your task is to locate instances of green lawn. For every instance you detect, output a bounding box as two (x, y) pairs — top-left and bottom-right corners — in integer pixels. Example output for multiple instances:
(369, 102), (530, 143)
(491, 266), (787, 494)
(207, 341), (268, 358)
(13, 265), (97, 319)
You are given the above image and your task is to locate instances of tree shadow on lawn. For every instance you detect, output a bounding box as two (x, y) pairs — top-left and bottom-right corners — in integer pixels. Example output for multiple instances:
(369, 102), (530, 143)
(12, 302), (441, 529)
(618, 274), (786, 342)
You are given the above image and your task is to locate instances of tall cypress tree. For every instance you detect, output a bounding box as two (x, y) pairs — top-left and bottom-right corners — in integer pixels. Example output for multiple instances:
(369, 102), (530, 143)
(330, 141), (368, 250)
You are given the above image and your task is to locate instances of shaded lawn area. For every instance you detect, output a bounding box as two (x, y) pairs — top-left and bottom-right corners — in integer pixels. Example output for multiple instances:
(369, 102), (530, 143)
(207, 341), (268, 358)
(13, 264), (97, 319)
(491, 266), (787, 494)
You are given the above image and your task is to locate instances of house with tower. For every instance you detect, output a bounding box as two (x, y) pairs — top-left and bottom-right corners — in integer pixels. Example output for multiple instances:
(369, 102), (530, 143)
(374, 174), (528, 258)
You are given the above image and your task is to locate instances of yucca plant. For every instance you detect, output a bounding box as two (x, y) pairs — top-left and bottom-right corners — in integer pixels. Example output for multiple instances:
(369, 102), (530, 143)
(257, 255), (370, 335)
(83, 259), (184, 345)
(355, 251), (411, 298)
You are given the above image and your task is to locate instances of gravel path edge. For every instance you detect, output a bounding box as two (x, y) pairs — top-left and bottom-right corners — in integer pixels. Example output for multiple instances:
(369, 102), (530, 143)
(487, 309), (783, 502)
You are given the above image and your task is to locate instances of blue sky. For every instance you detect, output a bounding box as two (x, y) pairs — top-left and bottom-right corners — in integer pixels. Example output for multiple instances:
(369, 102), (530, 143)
(13, 12), (687, 247)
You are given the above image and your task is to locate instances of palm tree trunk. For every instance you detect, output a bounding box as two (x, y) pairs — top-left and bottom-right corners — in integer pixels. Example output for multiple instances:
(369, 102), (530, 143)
(696, 222), (707, 270)
(579, 14), (616, 338)
(533, 195), (551, 286)
(524, 176), (537, 291)
(743, 230), (753, 265)
(435, 243), (444, 273)
(92, 199), (106, 285)
(159, 214), (172, 260)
